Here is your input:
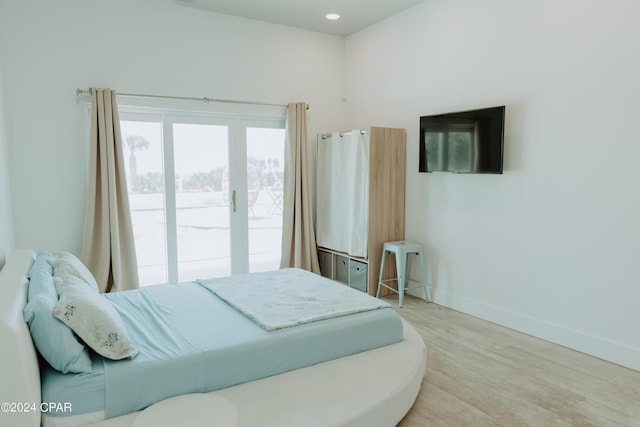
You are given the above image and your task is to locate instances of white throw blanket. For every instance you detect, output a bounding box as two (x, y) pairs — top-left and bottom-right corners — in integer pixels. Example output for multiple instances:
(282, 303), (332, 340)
(197, 268), (390, 331)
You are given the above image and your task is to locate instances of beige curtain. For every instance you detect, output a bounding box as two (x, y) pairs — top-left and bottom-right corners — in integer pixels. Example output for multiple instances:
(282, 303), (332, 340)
(79, 88), (139, 293)
(280, 102), (320, 274)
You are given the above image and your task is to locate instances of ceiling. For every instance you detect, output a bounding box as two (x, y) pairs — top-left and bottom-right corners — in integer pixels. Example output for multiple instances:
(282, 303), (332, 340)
(175, 0), (427, 36)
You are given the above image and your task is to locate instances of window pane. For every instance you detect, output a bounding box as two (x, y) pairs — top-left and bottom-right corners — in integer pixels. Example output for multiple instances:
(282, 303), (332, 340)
(447, 131), (473, 171)
(173, 123), (231, 282)
(246, 127), (285, 273)
(121, 120), (167, 286)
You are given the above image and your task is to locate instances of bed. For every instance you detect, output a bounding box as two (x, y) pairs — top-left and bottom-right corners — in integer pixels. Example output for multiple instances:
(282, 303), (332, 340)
(0, 249), (426, 427)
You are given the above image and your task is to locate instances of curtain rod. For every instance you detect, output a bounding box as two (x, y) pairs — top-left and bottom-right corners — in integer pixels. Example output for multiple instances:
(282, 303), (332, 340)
(76, 88), (308, 110)
(320, 129), (366, 140)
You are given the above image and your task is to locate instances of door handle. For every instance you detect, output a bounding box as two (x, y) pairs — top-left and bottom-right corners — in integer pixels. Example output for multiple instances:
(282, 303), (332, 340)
(231, 190), (236, 212)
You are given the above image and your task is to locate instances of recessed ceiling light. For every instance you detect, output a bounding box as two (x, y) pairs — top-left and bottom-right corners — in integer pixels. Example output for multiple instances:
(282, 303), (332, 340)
(325, 13), (340, 21)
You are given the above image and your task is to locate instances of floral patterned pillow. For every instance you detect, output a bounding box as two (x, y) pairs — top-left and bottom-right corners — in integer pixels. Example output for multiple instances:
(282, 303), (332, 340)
(49, 252), (100, 293)
(52, 275), (139, 360)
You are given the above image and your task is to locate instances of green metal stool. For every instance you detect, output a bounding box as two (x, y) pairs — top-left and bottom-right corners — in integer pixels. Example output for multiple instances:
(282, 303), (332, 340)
(376, 241), (430, 308)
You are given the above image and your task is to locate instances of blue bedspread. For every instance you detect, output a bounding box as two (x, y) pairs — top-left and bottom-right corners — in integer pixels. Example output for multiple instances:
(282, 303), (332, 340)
(42, 274), (403, 420)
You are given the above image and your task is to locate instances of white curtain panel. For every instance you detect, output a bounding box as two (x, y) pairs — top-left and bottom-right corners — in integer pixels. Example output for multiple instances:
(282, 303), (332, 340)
(316, 131), (369, 257)
(79, 88), (139, 293)
(280, 102), (320, 274)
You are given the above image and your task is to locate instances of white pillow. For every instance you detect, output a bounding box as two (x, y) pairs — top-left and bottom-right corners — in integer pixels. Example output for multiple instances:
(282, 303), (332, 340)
(49, 252), (100, 293)
(52, 275), (139, 360)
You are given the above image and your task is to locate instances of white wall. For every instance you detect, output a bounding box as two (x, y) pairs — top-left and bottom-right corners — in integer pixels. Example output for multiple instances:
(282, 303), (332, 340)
(0, 0), (347, 253)
(345, 0), (640, 370)
(0, 47), (14, 268)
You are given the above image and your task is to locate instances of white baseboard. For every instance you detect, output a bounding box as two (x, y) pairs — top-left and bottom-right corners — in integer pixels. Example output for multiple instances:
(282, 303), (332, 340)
(408, 288), (640, 373)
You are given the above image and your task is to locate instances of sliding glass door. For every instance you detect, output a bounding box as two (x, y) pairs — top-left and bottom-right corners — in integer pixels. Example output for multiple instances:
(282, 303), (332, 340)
(246, 127), (285, 273)
(120, 112), (285, 286)
(170, 121), (232, 282)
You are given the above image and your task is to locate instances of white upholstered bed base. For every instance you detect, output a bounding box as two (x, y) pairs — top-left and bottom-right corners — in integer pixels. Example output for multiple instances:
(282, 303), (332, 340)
(1, 250), (426, 427)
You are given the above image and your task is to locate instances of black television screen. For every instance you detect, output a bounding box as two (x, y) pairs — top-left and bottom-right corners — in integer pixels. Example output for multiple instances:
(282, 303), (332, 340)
(419, 105), (505, 174)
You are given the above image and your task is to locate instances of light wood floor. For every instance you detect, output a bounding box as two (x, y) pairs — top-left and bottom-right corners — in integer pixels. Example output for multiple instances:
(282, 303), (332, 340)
(383, 295), (640, 427)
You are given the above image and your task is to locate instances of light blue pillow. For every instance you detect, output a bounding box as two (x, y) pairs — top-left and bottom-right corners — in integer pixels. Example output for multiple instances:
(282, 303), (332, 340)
(27, 251), (57, 301)
(23, 252), (93, 373)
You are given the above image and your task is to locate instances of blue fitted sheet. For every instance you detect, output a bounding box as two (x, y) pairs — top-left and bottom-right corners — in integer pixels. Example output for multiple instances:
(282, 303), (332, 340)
(41, 279), (403, 419)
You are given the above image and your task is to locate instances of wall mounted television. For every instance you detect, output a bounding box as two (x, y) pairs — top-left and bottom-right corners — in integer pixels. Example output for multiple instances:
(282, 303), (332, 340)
(419, 105), (505, 174)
